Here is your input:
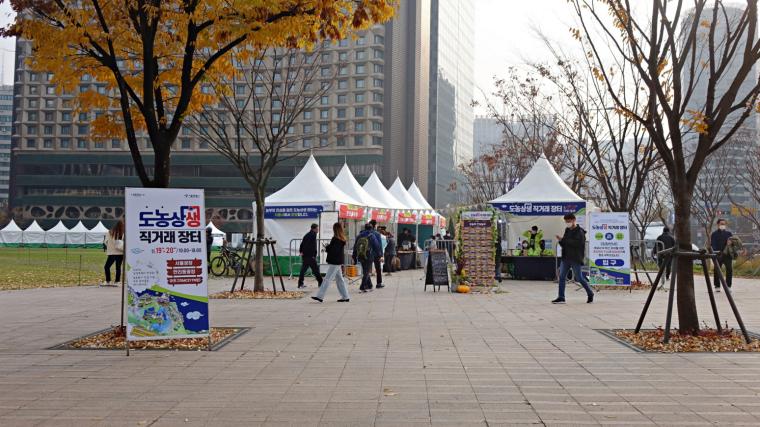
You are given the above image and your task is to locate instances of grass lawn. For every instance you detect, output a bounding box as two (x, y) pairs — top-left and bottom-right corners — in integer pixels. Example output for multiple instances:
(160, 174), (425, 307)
(0, 247), (105, 290)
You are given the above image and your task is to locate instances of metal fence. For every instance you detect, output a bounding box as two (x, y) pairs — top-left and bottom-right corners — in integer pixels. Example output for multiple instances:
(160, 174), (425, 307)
(0, 246), (106, 285)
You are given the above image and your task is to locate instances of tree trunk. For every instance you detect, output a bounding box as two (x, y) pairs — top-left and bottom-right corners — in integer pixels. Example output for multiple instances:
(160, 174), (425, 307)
(673, 186), (700, 334)
(253, 190), (266, 292)
(152, 141), (172, 188)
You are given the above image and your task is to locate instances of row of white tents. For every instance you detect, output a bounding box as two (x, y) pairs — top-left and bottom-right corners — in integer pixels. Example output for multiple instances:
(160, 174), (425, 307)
(261, 156), (443, 258)
(0, 219), (228, 248)
(0, 220), (110, 248)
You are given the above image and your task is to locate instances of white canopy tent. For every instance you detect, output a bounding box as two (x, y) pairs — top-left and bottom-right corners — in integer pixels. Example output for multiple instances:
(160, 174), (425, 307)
(407, 182), (434, 210)
(44, 221), (69, 247)
(490, 155), (587, 252)
(86, 221), (109, 248)
(66, 221), (89, 247)
(332, 164), (385, 209)
(362, 172), (406, 211)
(389, 177), (427, 211)
(22, 220), (46, 247)
(260, 155), (362, 258)
(0, 220), (22, 247)
(206, 222), (225, 248)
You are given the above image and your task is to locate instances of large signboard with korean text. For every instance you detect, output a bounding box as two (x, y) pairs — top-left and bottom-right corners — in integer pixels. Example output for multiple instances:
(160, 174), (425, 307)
(125, 188), (209, 341)
(588, 212), (631, 286)
(492, 202), (586, 216)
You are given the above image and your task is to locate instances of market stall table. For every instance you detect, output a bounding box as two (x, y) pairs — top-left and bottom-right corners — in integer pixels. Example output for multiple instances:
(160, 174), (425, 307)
(398, 250), (418, 270)
(503, 256), (557, 281)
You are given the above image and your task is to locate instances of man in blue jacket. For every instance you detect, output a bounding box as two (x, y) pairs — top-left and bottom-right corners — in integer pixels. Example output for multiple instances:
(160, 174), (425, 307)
(368, 220), (385, 288)
(353, 223), (382, 292)
(298, 223), (323, 289)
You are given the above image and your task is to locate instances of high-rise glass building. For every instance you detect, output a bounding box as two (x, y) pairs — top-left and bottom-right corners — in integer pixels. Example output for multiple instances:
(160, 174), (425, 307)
(0, 85), (11, 206)
(428, 0), (475, 208)
(9, 5), (432, 231)
(682, 5), (760, 241)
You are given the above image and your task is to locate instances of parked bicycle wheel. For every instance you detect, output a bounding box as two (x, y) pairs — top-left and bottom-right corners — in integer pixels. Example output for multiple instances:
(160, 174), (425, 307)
(209, 255), (228, 277)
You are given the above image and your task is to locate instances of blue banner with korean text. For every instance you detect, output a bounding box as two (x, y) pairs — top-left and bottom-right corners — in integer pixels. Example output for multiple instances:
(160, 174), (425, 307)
(491, 202), (586, 216)
(264, 205), (323, 219)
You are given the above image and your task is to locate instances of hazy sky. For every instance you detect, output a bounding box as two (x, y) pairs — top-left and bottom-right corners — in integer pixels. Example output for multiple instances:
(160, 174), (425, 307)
(0, 1), (578, 93)
(473, 0), (578, 114)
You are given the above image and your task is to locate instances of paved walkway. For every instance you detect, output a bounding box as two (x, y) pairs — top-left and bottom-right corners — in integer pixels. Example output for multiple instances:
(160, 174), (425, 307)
(1, 271), (760, 426)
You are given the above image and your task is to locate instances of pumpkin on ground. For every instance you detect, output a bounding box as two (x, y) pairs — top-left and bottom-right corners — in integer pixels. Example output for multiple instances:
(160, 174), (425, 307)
(457, 284), (471, 293)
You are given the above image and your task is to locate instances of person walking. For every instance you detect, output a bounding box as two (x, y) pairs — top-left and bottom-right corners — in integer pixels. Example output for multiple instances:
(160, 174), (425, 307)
(311, 222), (350, 303)
(368, 220), (384, 288)
(103, 219), (125, 287)
(353, 223), (381, 292)
(711, 218), (734, 290)
(495, 233), (503, 283)
(384, 231), (397, 275)
(298, 223), (323, 289)
(652, 226), (676, 280)
(205, 227), (213, 272)
(553, 213), (594, 304)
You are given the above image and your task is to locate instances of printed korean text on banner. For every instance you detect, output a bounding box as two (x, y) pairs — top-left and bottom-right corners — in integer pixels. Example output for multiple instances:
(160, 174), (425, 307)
(264, 205), (323, 219)
(125, 188), (209, 341)
(493, 202), (586, 216)
(397, 211), (417, 224)
(338, 204), (365, 220)
(420, 214), (435, 225)
(371, 208), (392, 222)
(588, 212), (631, 286)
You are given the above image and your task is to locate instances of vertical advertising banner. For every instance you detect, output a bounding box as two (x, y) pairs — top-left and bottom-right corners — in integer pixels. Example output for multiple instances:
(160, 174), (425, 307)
(588, 212), (631, 286)
(125, 188), (209, 341)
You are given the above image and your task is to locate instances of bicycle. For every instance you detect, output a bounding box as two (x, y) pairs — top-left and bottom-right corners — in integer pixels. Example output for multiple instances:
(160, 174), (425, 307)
(210, 245), (245, 277)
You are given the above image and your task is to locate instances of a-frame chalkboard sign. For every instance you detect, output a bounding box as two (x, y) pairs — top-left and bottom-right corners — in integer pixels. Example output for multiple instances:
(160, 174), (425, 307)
(425, 250), (450, 292)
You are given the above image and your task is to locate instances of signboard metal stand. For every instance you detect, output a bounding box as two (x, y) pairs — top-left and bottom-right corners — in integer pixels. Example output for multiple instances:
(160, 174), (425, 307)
(424, 250), (450, 292)
(634, 248), (751, 344)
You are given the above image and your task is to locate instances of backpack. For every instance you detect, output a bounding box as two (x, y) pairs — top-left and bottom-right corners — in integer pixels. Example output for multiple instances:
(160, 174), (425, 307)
(356, 235), (371, 262)
(726, 236), (743, 260)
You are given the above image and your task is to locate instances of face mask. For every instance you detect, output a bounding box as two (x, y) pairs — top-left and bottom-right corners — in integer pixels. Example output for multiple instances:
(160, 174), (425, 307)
(719, 225), (727, 230)
(565, 222), (573, 228)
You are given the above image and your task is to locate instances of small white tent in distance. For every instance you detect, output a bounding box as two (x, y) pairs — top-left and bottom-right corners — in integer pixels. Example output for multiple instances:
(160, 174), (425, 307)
(22, 220), (46, 247)
(0, 220), (23, 247)
(44, 221), (69, 248)
(66, 221), (89, 247)
(86, 221), (109, 248)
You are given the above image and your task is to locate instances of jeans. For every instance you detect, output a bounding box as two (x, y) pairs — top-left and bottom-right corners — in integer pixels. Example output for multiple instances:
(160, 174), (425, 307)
(714, 254), (733, 288)
(104, 255), (123, 283)
(495, 258), (502, 281)
(359, 259), (373, 291)
(315, 264), (349, 300)
(373, 257), (383, 285)
(298, 256), (323, 287)
(557, 259), (593, 299)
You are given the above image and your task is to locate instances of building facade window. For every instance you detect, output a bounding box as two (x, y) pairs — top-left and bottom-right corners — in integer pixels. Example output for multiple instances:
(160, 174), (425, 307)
(354, 135), (364, 146)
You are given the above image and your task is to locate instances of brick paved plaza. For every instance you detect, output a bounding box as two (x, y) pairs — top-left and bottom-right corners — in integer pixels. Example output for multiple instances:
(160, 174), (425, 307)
(1, 272), (760, 426)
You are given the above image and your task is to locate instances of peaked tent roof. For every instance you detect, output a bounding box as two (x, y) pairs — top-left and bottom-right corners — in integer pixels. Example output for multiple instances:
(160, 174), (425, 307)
(333, 164), (386, 208)
(389, 178), (426, 210)
(69, 221), (89, 232)
(266, 155), (361, 206)
(206, 222), (225, 236)
(362, 172), (406, 210)
(407, 182), (434, 210)
(25, 220), (45, 232)
(1, 219), (22, 232)
(490, 154), (584, 204)
(90, 222), (109, 233)
(47, 221), (69, 232)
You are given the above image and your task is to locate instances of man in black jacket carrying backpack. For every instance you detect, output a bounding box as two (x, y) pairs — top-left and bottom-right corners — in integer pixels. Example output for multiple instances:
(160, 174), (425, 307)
(298, 224), (323, 289)
(554, 213), (594, 304)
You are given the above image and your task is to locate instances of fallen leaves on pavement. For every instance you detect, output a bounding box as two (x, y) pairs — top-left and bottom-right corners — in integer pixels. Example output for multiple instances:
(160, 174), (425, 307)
(210, 290), (305, 299)
(68, 326), (239, 350)
(616, 328), (760, 353)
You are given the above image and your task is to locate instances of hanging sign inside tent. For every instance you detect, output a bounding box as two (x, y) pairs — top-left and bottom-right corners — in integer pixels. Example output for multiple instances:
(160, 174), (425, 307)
(124, 188), (209, 341)
(588, 212), (631, 286)
(264, 205), (323, 219)
(420, 214), (436, 225)
(338, 204), (365, 220)
(371, 209), (393, 223)
(398, 211), (417, 224)
(492, 202), (586, 216)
